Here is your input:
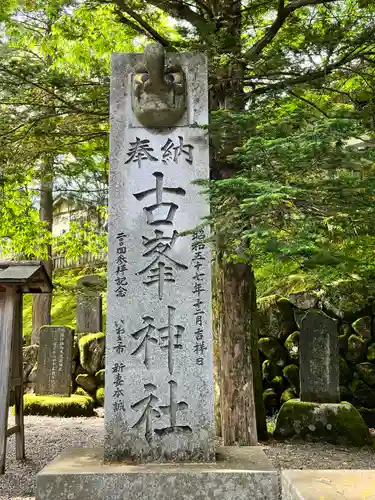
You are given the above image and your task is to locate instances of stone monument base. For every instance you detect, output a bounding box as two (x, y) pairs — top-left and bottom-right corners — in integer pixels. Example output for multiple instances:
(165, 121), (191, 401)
(282, 470), (375, 499)
(36, 446), (278, 500)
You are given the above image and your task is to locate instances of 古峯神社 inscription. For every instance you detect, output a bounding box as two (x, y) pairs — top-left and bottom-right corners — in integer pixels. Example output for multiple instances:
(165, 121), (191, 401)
(105, 44), (214, 463)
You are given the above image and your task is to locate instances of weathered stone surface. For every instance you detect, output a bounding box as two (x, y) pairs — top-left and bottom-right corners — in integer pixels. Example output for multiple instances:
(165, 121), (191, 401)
(23, 344), (39, 380)
(355, 362), (375, 386)
(35, 326), (73, 396)
(76, 275), (103, 335)
(258, 295), (297, 341)
(79, 333), (105, 375)
(346, 334), (367, 364)
(35, 447), (279, 500)
(294, 310), (307, 329)
(288, 290), (319, 310)
(282, 470), (375, 500)
(76, 374), (97, 394)
(29, 364), (38, 383)
(258, 337), (288, 366)
(105, 48), (214, 463)
(284, 332), (299, 361)
(351, 379), (375, 407)
(274, 400), (371, 446)
(300, 310), (340, 403)
(352, 316), (372, 342)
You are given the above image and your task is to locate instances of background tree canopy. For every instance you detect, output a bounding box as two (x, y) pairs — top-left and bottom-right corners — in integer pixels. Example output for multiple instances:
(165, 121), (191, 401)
(1, 0), (375, 441)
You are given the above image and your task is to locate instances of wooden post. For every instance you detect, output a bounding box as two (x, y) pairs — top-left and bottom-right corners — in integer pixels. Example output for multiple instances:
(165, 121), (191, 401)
(12, 292), (24, 460)
(0, 288), (17, 474)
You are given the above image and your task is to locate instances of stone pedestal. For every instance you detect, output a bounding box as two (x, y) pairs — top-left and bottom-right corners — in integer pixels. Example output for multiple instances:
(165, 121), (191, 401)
(36, 447), (278, 500)
(282, 470), (375, 499)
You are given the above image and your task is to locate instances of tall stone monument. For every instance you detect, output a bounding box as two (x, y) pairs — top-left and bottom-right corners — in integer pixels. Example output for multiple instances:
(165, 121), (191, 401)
(105, 43), (214, 462)
(300, 309), (340, 403)
(35, 44), (278, 500)
(35, 325), (73, 396)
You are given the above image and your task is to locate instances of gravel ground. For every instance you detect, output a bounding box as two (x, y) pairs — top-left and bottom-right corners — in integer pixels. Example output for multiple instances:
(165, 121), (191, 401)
(1, 413), (375, 500)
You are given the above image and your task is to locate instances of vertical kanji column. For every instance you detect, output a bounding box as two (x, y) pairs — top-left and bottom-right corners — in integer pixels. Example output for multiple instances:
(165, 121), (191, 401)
(105, 45), (214, 462)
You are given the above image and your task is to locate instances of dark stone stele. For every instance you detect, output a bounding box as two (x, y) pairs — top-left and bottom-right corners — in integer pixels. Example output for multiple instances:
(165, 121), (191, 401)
(300, 309), (340, 403)
(35, 326), (73, 397)
(76, 275), (103, 335)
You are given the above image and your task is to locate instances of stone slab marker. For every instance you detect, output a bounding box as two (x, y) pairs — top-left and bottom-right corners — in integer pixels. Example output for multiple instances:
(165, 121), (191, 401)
(35, 326), (73, 396)
(104, 44), (214, 462)
(300, 309), (340, 403)
(76, 275), (103, 335)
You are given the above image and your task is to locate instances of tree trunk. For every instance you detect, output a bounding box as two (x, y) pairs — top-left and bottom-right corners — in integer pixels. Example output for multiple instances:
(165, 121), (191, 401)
(31, 171), (53, 344)
(211, 1), (267, 442)
(218, 255), (258, 445)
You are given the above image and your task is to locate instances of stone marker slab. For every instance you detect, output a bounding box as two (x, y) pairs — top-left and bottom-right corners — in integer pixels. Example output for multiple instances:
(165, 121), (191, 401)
(76, 275), (103, 335)
(300, 309), (340, 403)
(105, 47), (213, 462)
(282, 469), (375, 499)
(36, 446), (279, 500)
(35, 326), (73, 396)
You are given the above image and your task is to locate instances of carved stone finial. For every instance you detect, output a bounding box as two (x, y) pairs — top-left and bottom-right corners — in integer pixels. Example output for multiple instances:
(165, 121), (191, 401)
(131, 43), (186, 128)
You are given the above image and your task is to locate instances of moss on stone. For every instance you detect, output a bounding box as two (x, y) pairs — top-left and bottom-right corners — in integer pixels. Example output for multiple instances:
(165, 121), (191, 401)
(262, 359), (281, 383)
(274, 399), (372, 446)
(74, 387), (95, 404)
(283, 364), (299, 392)
(367, 343), (375, 362)
(356, 362), (375, 386)
(284, 331), (300, 361)
(322, 279), (372, 321)
(270, 375), (285, 393)
(96, 387), (104, 406)
(95, 369), (105, 386)
(346, 334), (367, 364)
(352, 316), (372, 342)
(257, 295), (296, 341)
(258, 337), (288, 366)
(281, 388), (296, 404)
(78, 332), (105, 374)
(22, 394), (94, 417)
(76, 373), (97, 394)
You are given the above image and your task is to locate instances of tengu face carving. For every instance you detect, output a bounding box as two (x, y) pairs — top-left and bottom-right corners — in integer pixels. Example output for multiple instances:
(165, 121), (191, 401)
(132, 44), (186, 128)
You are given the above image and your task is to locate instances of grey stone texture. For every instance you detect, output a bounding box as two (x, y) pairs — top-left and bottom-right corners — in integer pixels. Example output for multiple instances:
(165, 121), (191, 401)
(105, 48), (213, 462)
(282, 469), (375, 499)
(300, 309), (340, 403)
(76, 275), (103, 335)
(35, 326), (73, 396)
(36, 447), (278, 500)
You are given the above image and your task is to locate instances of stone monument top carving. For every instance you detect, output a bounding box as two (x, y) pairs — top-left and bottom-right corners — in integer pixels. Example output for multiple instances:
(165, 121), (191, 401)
(132, 43), (186, 128)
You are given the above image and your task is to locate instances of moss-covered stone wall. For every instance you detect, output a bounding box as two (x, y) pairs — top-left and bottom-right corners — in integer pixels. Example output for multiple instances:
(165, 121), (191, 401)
(258, 282), (375, 414)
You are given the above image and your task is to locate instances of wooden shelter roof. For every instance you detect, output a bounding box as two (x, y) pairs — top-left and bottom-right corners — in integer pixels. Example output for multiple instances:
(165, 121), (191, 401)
(0, 261), (52, 293)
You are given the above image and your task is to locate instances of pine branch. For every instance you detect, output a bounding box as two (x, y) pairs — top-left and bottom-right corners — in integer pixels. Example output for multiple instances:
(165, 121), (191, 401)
(288, 90), (330, 118)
